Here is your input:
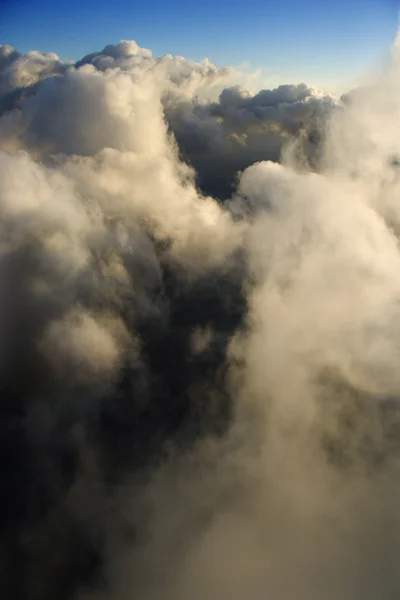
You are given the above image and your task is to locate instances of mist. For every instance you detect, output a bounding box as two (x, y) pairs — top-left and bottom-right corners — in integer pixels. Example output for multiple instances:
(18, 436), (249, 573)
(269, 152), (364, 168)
(0, 33), (400, 600)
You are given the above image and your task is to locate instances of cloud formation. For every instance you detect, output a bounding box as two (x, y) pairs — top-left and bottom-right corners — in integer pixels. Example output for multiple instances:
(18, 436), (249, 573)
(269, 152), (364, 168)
(0, 41), (340, 196)
(0, 36), (400, 600)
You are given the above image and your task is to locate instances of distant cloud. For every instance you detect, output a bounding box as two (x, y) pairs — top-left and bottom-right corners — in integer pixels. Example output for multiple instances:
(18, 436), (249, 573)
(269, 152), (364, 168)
(0, 41), (340, 196)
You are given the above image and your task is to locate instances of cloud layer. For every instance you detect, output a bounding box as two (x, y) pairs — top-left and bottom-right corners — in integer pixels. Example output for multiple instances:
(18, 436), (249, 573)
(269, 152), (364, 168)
(0, 37), (400, 600)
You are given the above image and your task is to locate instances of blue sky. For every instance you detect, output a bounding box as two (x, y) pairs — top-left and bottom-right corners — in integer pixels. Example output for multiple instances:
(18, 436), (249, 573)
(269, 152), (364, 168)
(0, 0), (398, 91)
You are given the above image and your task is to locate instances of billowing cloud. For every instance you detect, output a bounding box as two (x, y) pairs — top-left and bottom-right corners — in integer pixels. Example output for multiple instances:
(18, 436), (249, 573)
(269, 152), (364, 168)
(0, 41), (340, 196)
(0, 45), (67, 113)
(0, 35), (400, 600)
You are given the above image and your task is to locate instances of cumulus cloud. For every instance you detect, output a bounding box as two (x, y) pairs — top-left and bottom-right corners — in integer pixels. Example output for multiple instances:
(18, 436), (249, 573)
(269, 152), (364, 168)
(0, 41), (339, 196)
(0, 44), (66, 114)
(0, 34), (400, 600)
(165, 81), (340, 197)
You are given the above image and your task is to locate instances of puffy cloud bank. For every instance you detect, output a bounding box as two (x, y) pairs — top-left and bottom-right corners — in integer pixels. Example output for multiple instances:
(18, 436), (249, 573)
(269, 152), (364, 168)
(1, 37), (400, 600)
(0, 41), (340, 195)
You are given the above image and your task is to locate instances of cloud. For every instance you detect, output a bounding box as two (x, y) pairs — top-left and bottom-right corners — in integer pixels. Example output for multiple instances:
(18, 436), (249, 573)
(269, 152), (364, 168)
(0, 42), (339, 197)
(0, 45), (67, 114)
(0, 35), (400, 600)
(166, 81), (340, 197)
